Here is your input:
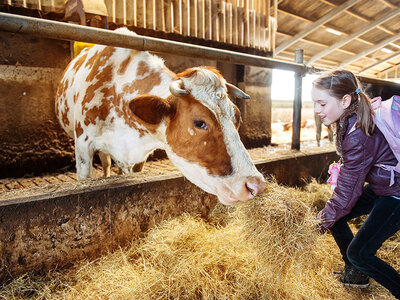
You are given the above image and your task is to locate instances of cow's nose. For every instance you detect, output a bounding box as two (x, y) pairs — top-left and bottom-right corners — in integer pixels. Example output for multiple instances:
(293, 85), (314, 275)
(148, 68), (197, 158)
(244, 176), (266, 199)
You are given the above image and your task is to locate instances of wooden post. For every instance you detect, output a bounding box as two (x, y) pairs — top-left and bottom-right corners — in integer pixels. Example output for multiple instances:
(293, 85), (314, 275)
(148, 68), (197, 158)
(292, 49), (303, 150)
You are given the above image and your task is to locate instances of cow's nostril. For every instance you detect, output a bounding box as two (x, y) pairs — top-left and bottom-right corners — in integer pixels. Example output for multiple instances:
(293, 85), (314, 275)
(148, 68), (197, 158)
(244, 176), (266, 199)
(245, 183), (256, 196)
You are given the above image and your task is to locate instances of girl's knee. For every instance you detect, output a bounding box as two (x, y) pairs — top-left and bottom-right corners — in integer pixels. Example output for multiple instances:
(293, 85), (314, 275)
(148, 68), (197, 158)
(347, 244), (374, 268)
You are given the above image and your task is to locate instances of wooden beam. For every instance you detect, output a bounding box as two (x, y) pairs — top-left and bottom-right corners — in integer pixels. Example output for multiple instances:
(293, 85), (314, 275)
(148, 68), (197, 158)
(320, 0), (396, 35)
(278, 7), (374, 46)
(276, 30), (375, 59)
(307, 8), (400, 64)
(376, 61), (400, 77)
(359, 51), (400, 73)
(275, 0), (361, 55)
(339, 33), (400, 68)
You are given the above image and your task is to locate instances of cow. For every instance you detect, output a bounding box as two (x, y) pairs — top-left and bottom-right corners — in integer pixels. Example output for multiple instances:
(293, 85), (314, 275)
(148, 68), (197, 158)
(314, 113), (333, 147)
(55, 28), (265, 205)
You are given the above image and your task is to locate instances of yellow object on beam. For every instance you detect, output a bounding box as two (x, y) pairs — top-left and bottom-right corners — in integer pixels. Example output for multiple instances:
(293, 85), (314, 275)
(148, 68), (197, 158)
(73, 41), (95, 57)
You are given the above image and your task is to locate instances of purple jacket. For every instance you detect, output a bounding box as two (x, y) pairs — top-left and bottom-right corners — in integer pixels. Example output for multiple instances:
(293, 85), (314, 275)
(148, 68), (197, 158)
(319, 114), (400, 229)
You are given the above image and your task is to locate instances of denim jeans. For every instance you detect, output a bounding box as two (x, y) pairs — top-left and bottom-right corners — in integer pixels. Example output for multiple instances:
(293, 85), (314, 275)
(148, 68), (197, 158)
(329, 184), (400, 299)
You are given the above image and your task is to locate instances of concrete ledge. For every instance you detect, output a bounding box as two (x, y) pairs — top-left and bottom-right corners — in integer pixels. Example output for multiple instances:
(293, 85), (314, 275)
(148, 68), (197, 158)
(0, 149), (338, 280)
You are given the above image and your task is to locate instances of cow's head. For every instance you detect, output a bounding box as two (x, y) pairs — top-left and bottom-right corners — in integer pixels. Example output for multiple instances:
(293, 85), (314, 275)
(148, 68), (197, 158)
(128, 67), (265, 205)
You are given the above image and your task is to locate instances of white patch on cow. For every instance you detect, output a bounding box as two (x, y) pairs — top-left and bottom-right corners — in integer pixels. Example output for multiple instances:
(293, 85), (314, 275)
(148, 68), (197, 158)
(203, 141), (207, 145)
(188, 128), (194, 136)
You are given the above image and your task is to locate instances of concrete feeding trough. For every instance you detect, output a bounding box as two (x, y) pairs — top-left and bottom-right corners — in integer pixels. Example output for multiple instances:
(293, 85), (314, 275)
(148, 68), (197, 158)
(0, 147), (338, 280)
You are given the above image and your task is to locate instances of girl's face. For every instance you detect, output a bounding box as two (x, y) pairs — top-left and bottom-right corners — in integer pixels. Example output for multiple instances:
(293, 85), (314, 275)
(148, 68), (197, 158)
(312, 86), (348, 126)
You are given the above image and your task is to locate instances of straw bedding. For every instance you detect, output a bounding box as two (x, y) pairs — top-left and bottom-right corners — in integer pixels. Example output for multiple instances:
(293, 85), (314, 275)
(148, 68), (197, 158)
(1, 180), (398, 299)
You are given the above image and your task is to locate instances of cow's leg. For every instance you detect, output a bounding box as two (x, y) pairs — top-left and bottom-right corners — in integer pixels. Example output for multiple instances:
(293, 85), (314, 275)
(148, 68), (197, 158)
(314, 113), (322, 147)
(132, 161), (145, 172)
(327, 125), (334, 143)
(75, 138), (95, 179)
(98, 151), (112, 177)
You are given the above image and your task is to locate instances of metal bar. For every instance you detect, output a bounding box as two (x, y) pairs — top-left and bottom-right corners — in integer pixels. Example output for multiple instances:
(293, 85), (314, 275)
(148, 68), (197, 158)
(292, 49), (303, 151)
(0, 12), (305, 73)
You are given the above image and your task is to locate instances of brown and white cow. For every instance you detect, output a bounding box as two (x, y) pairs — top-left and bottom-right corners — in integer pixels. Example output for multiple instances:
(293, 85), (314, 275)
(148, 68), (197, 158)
(56, 28), (265, 205)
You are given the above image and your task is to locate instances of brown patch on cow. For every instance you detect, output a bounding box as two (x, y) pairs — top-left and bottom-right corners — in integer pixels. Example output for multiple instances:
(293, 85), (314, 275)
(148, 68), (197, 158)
(174, 68), (197, 80)
(166, 94), (232, 176)
(84, 85), (117, 127)
(72, 52), (88, 71)
(85, 136), (88, 141)
(85, 46), (115, 82)
(118, 55), (132, 75)
(122, 70), (162, 95)
(61, 105), (70, 127)
(137, 61), (150, 76)
(75, 121), (84, 138)
(82, 64), (114, 110)
(128, 95), (173, 125)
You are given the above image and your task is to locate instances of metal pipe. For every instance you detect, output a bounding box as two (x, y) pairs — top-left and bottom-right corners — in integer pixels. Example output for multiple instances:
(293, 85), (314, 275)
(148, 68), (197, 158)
(0, 12), (305, 73)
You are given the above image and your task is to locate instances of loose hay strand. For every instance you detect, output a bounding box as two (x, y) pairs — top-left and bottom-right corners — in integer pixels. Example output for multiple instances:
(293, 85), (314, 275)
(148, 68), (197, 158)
(0, 180), (397, 299)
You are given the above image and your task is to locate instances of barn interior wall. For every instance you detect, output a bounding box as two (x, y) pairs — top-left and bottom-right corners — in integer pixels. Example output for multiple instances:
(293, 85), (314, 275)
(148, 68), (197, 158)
(0, 32), (273, 179)
(0, 32), (74, 178)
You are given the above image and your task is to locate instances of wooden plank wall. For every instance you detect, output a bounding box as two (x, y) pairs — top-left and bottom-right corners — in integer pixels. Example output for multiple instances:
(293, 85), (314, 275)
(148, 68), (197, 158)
(104, 0), (276, 52)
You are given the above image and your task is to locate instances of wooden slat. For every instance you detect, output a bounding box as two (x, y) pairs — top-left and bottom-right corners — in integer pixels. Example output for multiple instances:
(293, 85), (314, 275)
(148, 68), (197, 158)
(182, 0), (188, 35)
(164, 0), (172, 32)
(233, 0), (238, 45)
(227, 2), (232, 44)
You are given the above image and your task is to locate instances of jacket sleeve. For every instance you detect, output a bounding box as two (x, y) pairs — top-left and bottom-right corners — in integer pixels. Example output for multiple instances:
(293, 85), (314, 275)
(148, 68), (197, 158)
(318, 131), (375, 229)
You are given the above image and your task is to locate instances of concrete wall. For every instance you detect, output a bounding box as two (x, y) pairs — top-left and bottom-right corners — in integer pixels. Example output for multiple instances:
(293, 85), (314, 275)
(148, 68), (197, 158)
(0, 32), (73, 178)
(0, 149), (338, 280)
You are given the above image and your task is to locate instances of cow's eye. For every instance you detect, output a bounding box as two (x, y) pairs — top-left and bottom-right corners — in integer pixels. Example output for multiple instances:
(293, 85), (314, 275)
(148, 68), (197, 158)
(194, 120), (208, 130)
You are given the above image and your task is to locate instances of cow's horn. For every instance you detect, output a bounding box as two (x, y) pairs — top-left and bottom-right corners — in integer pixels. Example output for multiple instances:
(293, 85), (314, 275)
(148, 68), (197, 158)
(169, 79), (189, 96)
(226, 82), (250, 100)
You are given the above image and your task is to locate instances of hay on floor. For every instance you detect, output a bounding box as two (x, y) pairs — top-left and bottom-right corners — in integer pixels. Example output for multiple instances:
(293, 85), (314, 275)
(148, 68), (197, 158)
(0, 180), (397, 299)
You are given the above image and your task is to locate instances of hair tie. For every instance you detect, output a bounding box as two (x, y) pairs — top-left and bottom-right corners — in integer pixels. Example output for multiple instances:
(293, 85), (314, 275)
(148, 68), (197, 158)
(355, 88), (361, 94)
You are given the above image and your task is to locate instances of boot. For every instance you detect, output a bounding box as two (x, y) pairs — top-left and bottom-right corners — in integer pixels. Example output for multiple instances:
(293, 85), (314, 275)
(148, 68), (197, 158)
(338, 264), (370, 288)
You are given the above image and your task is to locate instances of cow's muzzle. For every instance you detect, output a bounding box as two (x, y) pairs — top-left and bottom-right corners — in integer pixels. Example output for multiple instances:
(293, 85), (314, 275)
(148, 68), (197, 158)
(216, 175), (266, 205)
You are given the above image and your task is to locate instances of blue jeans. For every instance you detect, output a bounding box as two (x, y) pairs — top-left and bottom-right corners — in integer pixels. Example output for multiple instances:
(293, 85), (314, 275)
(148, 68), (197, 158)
(329, 184), (400, 299)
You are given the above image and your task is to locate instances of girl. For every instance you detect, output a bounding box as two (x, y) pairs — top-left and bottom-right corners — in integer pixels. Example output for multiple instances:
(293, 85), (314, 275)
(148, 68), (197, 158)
(312, 69), (400, 298)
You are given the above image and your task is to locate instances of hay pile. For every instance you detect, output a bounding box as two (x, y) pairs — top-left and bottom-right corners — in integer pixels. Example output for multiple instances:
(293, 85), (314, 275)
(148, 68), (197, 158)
(1, 180), (397, 299)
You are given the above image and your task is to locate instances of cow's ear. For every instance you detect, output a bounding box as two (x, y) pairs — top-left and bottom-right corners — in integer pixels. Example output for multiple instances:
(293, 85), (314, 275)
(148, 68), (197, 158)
(128, 95), (174, 124)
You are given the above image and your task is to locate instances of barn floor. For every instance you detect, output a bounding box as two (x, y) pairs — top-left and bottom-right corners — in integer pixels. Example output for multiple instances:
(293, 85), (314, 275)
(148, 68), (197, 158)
(0, 133), (334, 196)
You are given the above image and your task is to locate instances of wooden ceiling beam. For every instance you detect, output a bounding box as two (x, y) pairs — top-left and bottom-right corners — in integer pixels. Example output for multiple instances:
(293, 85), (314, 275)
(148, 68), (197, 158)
(320, 0), (396, 35)
(376, 62), (400, 78)
(359, 51), (400, 73)
(278, 7), (374, 46)
(339, 33), (400, 67)
(307, 8), (400, 64)
(276, 30), (378, 60)
(275, 0), (361, 55)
